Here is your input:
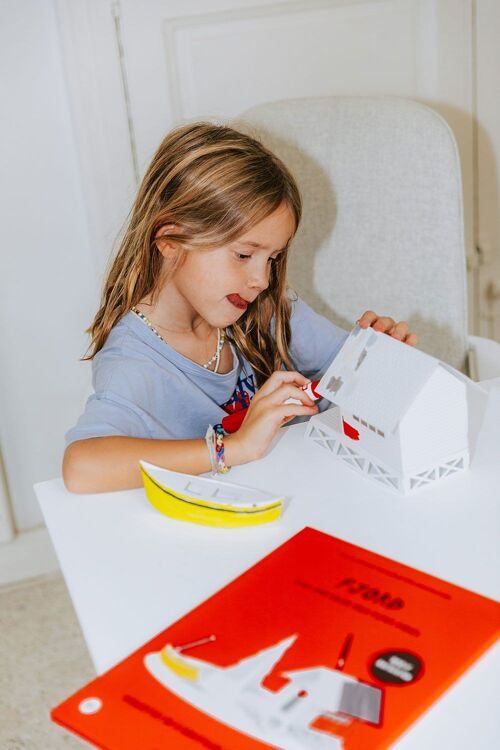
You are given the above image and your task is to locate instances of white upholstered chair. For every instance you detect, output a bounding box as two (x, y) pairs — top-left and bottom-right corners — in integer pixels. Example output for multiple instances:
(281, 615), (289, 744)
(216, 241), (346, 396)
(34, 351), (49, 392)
(232, 96), (500, 378)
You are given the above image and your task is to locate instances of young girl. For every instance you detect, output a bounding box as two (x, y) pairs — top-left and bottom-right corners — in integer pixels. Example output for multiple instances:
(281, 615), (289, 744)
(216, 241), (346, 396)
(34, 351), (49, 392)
(63, 122), (417, 493)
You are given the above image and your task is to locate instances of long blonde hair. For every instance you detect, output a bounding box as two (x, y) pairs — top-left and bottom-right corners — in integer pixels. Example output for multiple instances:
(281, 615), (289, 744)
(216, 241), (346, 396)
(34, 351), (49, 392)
(83, 121), (302, 386)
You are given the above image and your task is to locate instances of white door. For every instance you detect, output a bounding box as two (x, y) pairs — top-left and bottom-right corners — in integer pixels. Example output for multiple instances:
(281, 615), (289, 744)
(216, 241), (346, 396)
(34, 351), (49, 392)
(118, 0), (475, 267)
(94, 0), (479, 328)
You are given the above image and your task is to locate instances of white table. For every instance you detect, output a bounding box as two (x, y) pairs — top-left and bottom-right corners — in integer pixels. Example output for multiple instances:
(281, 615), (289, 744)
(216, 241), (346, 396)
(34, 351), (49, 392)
(36, 382), (500, 750)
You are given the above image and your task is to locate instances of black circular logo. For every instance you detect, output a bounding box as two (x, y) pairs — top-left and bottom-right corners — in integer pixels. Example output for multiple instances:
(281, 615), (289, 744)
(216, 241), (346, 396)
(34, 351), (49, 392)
(370, 650), (423, 685)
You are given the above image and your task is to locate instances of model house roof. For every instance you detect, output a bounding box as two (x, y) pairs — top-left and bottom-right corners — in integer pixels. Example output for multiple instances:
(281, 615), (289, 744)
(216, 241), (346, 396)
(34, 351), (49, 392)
(316, 325), (466, 435)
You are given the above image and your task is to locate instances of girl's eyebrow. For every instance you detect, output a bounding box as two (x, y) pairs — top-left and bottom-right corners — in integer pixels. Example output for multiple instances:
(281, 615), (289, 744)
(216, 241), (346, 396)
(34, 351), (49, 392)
(236, 240), (289, 252)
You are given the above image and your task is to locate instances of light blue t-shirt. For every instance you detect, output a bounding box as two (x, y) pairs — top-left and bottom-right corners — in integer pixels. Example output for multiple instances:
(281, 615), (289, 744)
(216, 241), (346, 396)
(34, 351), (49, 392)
(65, 295), (348, 446)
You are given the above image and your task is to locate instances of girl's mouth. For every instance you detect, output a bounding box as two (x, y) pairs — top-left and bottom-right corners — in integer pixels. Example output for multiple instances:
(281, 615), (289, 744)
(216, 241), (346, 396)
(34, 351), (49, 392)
(226, 294), (249, 310)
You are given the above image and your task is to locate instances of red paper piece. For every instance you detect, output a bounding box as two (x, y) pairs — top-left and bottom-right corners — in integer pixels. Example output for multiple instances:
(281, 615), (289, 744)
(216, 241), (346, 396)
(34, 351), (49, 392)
(343, 419), (360, 440)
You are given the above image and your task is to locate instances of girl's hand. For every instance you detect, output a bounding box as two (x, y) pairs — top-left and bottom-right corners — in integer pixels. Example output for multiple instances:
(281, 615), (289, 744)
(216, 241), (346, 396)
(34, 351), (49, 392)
(357, 310), (418, 347)
(226, 371), (318, 464)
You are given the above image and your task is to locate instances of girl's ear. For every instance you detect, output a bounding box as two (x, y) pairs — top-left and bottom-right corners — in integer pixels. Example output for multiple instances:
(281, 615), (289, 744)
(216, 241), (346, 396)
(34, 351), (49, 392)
(154, 223), (181, 257)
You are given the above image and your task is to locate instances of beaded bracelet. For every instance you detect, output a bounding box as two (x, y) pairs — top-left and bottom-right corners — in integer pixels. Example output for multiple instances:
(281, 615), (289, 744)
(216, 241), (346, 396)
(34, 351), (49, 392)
(205, 423), (230, 475)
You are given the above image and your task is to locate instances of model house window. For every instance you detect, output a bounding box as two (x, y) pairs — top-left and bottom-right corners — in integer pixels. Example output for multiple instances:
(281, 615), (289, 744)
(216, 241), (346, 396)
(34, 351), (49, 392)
(352, 415), (385, 438)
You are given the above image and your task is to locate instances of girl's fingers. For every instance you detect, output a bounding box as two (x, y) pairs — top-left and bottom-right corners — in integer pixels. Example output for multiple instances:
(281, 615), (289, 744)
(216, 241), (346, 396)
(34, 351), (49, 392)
(277, 403), (318, 421)
(257, 370), (310, 398)
(388, 321), (409, 340)
(358, 311), (397, 332)
(359, 313), (418, 345)
(266, 383), (316, 408)
(371, 316), (395, 332)
(357, 310), (378, 328)
(404, 332), (418, 347)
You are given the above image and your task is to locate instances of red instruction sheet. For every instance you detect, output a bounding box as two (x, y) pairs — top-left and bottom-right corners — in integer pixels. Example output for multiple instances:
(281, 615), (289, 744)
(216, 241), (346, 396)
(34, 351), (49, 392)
(52, 527), (500, 749)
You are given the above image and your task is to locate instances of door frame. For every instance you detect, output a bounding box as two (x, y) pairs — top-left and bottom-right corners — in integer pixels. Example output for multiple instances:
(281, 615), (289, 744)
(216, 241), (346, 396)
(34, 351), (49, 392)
(56, 0), (137, 281)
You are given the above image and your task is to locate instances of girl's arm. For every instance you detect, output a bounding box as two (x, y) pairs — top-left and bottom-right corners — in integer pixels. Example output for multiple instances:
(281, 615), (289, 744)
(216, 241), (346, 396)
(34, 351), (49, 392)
(63, 371), (316, 493)
(62, 435), (246, 494)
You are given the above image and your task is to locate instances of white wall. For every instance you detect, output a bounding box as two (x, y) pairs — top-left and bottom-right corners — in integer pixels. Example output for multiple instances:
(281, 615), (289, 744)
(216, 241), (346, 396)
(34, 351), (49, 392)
(0, 0), (98, 531)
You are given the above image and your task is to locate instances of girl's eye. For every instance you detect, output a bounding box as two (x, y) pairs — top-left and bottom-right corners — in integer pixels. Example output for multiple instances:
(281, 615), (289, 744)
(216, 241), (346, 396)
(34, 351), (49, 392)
(233, 251), (281, 262)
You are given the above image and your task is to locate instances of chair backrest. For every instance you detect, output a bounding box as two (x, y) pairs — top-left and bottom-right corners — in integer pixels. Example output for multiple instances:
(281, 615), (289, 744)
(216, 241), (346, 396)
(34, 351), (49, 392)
(232, 96), (468, 371)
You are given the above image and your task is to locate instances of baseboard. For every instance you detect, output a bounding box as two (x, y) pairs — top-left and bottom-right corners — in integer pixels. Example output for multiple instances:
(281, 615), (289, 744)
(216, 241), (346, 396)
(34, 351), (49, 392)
(0, 526), (60, 587)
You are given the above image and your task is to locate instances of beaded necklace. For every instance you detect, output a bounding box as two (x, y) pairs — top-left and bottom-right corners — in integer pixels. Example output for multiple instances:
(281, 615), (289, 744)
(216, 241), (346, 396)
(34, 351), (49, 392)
(131, 306), (226, 372)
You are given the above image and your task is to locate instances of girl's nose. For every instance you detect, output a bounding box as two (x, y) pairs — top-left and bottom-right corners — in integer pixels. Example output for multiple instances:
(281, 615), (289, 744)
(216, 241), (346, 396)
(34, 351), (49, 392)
(248, 263), (270, 293)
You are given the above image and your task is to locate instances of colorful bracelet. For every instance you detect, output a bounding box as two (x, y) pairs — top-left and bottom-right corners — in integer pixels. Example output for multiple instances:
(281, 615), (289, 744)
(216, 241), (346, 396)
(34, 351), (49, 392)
(205, 423), (230, 475)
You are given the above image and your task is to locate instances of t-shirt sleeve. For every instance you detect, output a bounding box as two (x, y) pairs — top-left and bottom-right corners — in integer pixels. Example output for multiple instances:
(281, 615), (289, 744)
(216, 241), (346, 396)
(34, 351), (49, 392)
(64, 336), (157, 447)
(288, 294), (349, 380)
(65, 391), (152, 447)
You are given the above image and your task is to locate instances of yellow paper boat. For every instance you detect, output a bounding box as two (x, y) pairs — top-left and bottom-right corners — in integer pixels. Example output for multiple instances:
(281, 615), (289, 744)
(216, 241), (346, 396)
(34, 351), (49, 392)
(139, 461), (283, 528)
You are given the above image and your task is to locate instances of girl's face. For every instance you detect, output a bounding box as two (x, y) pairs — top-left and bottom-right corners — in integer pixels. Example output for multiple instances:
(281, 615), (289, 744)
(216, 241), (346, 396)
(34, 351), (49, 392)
(159, 202), (296, 329)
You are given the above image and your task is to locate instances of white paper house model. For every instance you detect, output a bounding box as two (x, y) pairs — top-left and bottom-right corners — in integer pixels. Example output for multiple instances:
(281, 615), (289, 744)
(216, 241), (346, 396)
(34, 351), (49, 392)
(305, 325), (471, 494)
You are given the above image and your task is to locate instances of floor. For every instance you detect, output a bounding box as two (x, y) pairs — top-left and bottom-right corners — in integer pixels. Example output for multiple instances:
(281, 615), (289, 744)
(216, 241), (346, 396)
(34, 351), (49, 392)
(0, 572), (95, 749)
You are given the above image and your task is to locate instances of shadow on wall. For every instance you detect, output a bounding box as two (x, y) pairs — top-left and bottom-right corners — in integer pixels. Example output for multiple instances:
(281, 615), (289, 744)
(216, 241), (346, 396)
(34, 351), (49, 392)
(427, 100), (500, 341)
